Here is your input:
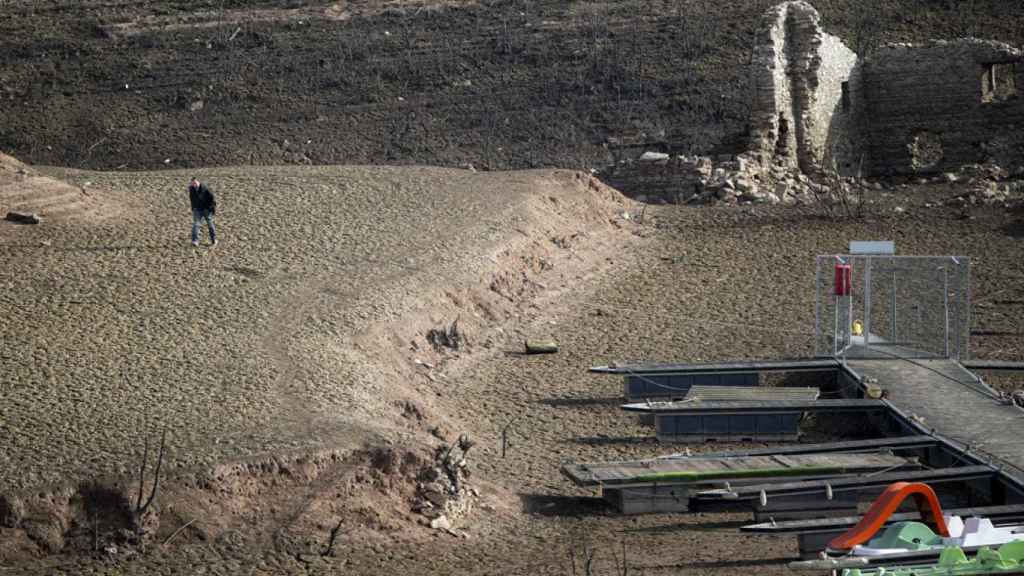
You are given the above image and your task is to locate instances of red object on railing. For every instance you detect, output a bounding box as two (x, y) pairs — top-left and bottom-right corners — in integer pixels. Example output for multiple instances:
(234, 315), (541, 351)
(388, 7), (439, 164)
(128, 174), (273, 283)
(834, 263), (852, 296)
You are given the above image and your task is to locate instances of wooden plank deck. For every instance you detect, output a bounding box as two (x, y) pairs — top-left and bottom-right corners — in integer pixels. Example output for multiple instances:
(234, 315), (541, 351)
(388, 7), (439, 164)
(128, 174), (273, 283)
(694, 465), (995, 501)
(659, 435), (939, 459)
(621, 398), (886, 414)
(844, 358), (1024, 477)
(684, 386), (820, 402)
(561, 453), (910, 487)
(590, 358), (840, 375)
(741, 503), (1024, 534)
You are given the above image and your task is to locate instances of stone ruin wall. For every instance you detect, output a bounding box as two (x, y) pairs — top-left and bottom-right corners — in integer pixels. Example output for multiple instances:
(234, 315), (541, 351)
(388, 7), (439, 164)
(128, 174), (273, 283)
(863, 40), (1024, 176)
(747, 1), (860, 177)
(812, 34), (862, 174)
(599, 2), (1024, 205)
(748, 3), (798, 172)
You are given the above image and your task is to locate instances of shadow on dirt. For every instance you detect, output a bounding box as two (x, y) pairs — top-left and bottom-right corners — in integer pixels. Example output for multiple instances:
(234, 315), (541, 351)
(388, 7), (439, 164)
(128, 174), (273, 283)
(622, 518), (749, 534)
(972, 329), (1024, 336)
(572, 436), (658, 446)
(519, 494), (612, 517)
(538, 396), (623, 408)
(1002, 220), (1024, 238)
(0, 242), (178, 253)
(651, 557), (791, 570)
(222, 265), (265, 279)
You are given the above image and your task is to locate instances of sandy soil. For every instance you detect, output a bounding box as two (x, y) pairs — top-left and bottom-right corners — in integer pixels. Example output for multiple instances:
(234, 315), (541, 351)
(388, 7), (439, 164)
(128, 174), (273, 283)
(2, 165), (1024, 575)
(0, 153), (112, 223)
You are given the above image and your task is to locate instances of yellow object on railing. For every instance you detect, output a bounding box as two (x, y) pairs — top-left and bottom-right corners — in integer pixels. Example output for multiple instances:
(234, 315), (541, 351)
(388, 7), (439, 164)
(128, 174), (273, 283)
(852, 320), (864, 336)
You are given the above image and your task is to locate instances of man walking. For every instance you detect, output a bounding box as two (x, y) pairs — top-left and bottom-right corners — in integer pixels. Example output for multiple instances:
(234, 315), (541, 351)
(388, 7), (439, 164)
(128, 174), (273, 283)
(188, 177), (217, 247)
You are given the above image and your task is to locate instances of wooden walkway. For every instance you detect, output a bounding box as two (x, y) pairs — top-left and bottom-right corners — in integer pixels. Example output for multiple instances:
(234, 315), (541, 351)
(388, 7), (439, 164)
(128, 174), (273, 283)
(844, 357), (1024, 478)
(621, 398), (886, 414)
(683, 385), (819, 402)
(562, 452), (911, 487)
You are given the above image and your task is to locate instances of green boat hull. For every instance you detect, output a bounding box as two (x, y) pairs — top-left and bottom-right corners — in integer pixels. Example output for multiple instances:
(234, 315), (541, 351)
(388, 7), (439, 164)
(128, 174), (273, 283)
(844, 541), (1024, 576)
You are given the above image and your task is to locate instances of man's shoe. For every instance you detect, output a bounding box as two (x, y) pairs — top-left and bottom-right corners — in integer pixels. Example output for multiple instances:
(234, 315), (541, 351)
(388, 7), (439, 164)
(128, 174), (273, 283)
(191, 240), (199, 247)
(211, 240), (218, 247)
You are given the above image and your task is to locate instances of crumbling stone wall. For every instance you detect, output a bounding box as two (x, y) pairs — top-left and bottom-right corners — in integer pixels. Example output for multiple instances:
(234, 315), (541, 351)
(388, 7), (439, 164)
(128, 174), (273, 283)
(599, 3), (1024, 206)
(747, 1), (860, 176)
(862, 40), (1024, 176)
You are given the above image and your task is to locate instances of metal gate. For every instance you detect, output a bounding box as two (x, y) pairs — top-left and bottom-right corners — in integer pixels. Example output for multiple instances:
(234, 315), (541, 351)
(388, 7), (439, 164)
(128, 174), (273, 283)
(815, 255), (970, 360)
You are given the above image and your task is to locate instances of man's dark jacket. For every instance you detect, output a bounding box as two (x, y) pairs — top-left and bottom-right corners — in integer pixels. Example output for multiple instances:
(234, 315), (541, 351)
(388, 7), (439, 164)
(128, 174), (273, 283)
(189, 183), (217, 213)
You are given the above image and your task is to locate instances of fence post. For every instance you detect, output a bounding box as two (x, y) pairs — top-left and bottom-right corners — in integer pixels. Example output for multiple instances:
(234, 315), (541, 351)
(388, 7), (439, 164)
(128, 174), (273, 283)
(891, 268), (897, 343)
(943, 267), (950, 358)
(864, 257), (872, 350)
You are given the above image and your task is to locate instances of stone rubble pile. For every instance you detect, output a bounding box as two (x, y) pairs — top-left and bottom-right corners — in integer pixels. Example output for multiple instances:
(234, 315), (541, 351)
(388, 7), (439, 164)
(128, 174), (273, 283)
(944, 162), (1024, 206)
(411, 434), (476, 531)
(603, 150), (1024, 209)
(602, 150), (875, 206)
(599, 2), (1024, 206)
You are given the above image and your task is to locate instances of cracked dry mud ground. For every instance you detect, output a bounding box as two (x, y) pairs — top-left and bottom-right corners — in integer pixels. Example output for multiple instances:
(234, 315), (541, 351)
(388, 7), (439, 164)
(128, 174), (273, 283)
(0, 165), (632, 494)
(3, 171), (1024, 575)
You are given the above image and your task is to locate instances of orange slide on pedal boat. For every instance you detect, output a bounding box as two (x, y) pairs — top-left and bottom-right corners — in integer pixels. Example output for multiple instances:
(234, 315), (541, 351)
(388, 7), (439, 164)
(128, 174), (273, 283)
(828, 482), (950, 552)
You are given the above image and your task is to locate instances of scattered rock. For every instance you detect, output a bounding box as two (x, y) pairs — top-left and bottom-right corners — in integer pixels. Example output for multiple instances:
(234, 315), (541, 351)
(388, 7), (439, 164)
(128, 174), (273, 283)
(430, 515), (451, 530)
(637, 151), (669, 163)
(413, 434), (476, 524)
(524, 339), (558, 354)
(734, 178), (755, 194)
(5, 211), (41, 224)
(421, 487), (447, 508)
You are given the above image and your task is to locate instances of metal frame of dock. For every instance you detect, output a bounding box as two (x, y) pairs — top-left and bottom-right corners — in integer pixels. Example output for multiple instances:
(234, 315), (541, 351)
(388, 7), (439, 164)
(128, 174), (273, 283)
(576, 251), (1024, 517)
(741, 503), (1024, 558)
(562, 452), (916, 515)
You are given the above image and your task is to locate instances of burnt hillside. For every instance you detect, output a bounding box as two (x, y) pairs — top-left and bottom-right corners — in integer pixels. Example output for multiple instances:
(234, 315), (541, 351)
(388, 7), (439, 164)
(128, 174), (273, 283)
(0, 0), (1021, 173)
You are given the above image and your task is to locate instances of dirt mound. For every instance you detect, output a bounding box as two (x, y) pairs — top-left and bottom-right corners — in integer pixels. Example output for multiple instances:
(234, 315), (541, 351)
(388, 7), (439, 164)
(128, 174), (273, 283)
(0, 153), (113, 224)
(0, 446), (430, 563)
(3, 170), (1024, 574)
(0, 164), (639, 567)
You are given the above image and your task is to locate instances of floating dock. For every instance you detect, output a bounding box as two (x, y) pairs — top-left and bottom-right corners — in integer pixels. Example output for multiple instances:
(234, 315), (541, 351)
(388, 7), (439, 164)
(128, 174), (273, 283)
(562, 452), (913, 515)
(659, 435), (940, 459)
(693, 465), (997, 521)
(742, 503), (1024, 558)
(622, 398), (886, 442)
(592, 358), (839, 402)
(845, 357), (1024, 490)
(576, 250), (1024, 518)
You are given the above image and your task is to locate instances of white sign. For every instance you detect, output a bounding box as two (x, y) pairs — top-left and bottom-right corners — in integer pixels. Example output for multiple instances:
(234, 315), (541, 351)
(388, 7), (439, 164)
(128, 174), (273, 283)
(849, 241), (895, 255)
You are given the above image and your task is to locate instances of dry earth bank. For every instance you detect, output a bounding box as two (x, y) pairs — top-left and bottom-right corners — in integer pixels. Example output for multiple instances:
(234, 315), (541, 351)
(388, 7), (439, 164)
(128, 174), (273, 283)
(0, 164), (640, 567)
(2, 167), (1024, 575)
